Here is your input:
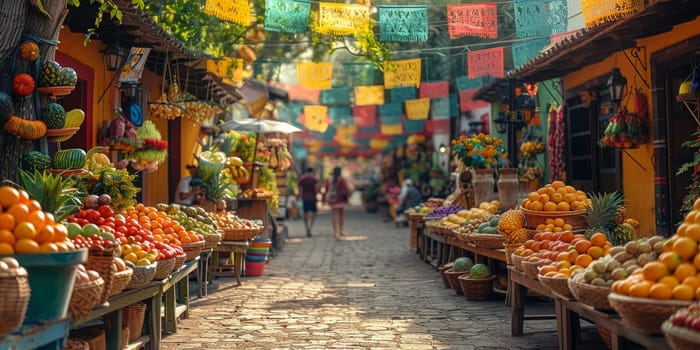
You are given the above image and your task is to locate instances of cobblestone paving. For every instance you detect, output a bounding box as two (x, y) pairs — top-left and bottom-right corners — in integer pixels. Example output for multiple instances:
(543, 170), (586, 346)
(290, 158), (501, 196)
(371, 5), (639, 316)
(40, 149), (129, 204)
(162, 206), (604, 349)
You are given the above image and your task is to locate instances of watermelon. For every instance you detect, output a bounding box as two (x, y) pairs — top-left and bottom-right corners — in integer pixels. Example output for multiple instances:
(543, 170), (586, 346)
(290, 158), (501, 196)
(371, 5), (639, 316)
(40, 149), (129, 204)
(452, 257), (474, 272)
(470, 264), (491, 279)
(53, 148), (87, 169)
(40, 61), (63, 87)
(42, 102), (66, 129)
(22, 151), (51, 172)
(60, 67), (78, 86)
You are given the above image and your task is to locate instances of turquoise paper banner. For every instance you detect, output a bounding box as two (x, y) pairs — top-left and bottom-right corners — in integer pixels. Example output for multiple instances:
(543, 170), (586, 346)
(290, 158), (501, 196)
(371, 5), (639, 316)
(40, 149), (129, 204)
(431, 98), (450, 120)
(276, 103), (293, 122)
(341, 63), (377, 86)
(319, 146), (337, 154)
(379, 102), (403, 118)
(389, 87), (416, 103)
(319, 127), (336, 142)
(404, 120), (425, 133)
(389, 136), (408, 148)
(549, 0), (568, 34)
(512, 38), (550, 68)
(378, 5), (428, 42)
(514, 0), (552, 38)
(450, 93), (459, 118)
(380, 114), (403, 125)
(293, 147), (308, 159)
(320, 86), (351, 105)
(455, 76), (484, 91)
(328, 107), (352, 125)
(264, 0), (311, 34)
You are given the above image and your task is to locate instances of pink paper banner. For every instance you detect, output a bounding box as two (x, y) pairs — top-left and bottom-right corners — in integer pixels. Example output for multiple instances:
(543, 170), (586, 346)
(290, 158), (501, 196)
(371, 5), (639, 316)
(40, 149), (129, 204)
(287, 83), (320, 103)
(459, 89), (489, 112)
(447, 3), (498, 40)
(425, 119), (451, 134)
(352, 106), (377, 127)
(467, 47), (504, 79)
(418, 81), (449, 99)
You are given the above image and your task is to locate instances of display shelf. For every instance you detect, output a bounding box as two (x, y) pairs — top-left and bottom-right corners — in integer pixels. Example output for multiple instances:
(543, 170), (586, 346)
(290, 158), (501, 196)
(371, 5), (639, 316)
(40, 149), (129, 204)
(676, 92), (700, 126)
(0, 319), (70, 350)
(161, 258), (199, 335)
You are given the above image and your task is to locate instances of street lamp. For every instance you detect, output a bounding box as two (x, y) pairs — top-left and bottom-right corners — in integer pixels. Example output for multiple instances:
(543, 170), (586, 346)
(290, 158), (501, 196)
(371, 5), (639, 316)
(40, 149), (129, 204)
(101, 44), (124, 72)
(494, 113), (508, 133)
(119, 81), (141, 98)
(607, 68), (628, 104)
(439, 143), (447, 154)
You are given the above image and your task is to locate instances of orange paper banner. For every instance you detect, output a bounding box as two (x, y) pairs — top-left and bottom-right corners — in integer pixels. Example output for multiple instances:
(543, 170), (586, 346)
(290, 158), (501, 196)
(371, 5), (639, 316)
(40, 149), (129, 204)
(204, 0), (251, 25)
(354, 85), (385, 106)
(297, 62), (333, 90)
(405, 98), (430, 120)
(316, 2), (370, 35)
(581, 0), (645, 29)
(384, 58), (422, 89)
(303, 105), (330, 133)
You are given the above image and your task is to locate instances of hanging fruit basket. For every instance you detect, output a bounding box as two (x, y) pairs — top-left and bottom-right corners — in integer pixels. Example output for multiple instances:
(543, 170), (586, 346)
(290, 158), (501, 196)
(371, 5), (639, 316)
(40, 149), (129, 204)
(599, 92), (649, 149)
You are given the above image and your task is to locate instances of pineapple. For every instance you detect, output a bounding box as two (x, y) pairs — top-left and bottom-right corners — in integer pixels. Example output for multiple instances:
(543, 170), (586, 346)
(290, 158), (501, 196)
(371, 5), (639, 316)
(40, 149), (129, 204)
(506, 228), (530, 243)
(18, 170), (82, 221)
(610, 223), (636, 246)
(498, 209), (526, 234)
(584, 191), (625, 239)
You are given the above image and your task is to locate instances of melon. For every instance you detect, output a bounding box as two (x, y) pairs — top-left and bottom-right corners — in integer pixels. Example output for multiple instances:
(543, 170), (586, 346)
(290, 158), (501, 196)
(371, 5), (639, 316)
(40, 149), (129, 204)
(452, 257), (474, 272)
(470, 264), (491, 279)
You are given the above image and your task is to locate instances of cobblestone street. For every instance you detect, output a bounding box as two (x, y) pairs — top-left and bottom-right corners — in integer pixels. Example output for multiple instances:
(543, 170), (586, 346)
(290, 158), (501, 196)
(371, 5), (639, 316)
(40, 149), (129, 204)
(161, 206), (604, 349)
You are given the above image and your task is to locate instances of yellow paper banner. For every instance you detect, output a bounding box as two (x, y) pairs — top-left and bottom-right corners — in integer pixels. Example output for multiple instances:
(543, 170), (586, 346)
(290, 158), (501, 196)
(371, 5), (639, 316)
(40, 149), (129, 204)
(405, 98), (430, 120)
(581, 0), (645, 29)
(370, 139), (389, 149)
(381, 123), (403, 135)
(335, 125), (357, 146)
(303, 105), (330, 132)
(354, 85), (385, 106)
(316, 2), (370, 35)
(204, 0), (251, 25)
(384, 58), (422, 89)
(206, 58), (244, 84)
(297, 62), (333, 90)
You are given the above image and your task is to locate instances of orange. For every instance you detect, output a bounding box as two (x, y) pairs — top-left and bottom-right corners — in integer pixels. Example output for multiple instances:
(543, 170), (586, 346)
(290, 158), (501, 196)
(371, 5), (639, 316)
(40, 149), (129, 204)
(543, 202), (557, 211)
(0, 186), (19, 208)
(17, 190), (30, 205)
(676, 222), (690, 237)
(14, 238), (40, 253)
(528, 192), (540, 202)
(590, 232), (608, 247)
(649, 283), (673, 299)
(522, 200), (532, 210)
(686, 223), (700, 241)
(673, 237), (698, 260)
(556, 202), (570, 211)
(660, 252), (682, 271)
(694, 198), (700, 210)
(575, 254), (593, 268)
(34, 225), (55, 244)
(14, 222), (36, 240)
(575, 240), (592, 254)
(546, 218), (555, 225)
(693, 254), (700, 270)
(6, 203), (29, 225)
(0, 213), (15, 230)
(587, 246), (605, 259)
(27, 210), (46, 232)
(673, 284), (695, 301)
(0, 229), (15, 245)
(560, 231), (574, 243)
(39, 242), (58, 253)
(643, 261), (669, 282)
(530, 201), (544, 211)
(27, 200), (41, 212)
(0, 242), (13, 254)
(539, 265), (558, 275)
(664, 237), (676, 252)
(566, 250), (579, 263)
(658, 275), (680, 289)
(617, 279), (635, 295)
(552, 180), (565, 189)
(550, 193), (563, 203)
(53, 225), (68, 241)
(683, 276), (700, 291)
(628, 281), (653, 298)
(553, 218), (565, 227)
(675, 263), (697, 282)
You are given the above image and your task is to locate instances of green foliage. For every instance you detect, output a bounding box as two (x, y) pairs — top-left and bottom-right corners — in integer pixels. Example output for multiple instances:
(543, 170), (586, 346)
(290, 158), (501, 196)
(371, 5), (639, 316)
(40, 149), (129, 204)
(18, 170), (82, 222)
(203, 172), (237, 202)
(92, 168), (140, 211)
(69, 0), (145, 45)
(678, 131), (700, 217)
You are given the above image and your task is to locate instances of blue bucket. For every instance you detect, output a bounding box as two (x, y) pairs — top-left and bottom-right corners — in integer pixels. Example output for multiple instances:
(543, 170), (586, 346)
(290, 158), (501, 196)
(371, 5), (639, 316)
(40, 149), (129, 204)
(12, 249), (87, 324)
(244, 255), (267, 262)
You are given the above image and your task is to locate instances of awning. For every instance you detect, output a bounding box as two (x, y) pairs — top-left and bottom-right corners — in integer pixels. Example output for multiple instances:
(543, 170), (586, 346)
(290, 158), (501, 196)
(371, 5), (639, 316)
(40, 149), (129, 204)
(506, 0), (700, 82)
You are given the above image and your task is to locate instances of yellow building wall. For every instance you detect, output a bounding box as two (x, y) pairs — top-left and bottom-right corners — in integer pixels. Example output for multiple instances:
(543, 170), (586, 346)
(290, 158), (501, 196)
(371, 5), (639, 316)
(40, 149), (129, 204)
(180, 120), (201, 178)
(563, 16), (700, 236)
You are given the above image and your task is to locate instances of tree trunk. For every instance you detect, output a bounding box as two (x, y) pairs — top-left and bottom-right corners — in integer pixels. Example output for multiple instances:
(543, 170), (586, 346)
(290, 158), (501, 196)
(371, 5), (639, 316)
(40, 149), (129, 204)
(0, 0), (68, 182)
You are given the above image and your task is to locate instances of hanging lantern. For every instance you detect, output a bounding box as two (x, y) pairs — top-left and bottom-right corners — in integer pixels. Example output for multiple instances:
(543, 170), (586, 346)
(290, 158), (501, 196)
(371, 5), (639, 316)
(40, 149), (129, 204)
(607, 68), (627, 104)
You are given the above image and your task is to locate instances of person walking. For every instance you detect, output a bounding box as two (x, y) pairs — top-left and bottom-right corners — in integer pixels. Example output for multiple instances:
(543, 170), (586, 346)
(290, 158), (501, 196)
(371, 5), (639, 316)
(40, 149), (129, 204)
(298, 167), (320, 237)
(395, 179), (423, 224)
(324, 166), (350, 239)
(175, 165), (202, 205)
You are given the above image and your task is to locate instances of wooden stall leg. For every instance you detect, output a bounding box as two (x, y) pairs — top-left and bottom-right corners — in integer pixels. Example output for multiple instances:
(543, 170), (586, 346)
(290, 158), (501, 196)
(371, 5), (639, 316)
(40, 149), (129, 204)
(164, 287), (176, 334)
(147, 293), (162, 350)
(103, 310), (122, 349)
(233, 251), (243, 285)
(510, 271), (526, 335)
(177, 276), (190, 319)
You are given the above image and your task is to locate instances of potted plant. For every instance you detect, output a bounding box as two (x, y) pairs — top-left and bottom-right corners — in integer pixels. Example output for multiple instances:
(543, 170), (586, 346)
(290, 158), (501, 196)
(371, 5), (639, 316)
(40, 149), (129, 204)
(362, 182), (380, 213)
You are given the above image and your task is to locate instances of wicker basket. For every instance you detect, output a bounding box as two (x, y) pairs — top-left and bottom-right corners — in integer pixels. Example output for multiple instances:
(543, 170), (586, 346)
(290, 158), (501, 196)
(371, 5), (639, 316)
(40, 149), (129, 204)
(62, 338), (89, 350)
(538, 275), (574, 299)
(439, 263), (454, 289)
(607, 293), (692, 333)
(85, 251), (115, 305)
(469, 234), (505, 249)
(504, 243), (523, 265)
(122, 302), (146, 342)
(511, 254), (528, 271)
(0, 270), (30, 338)
(455, 232), (472, 244)
(521, 260), (543, 279)
(69, 277), (105, 321)
(568, 279), (612, 310)
(125, 262), (157, 290)
(203, 232), (222, 249)
(444, 268), (470, 295)
(458, 275), (496, 301)
(662, 320), (700, 350)
(71, 326), (105, 350)
(120, 326), (130, 349)
(108, 268), (133, 297)
(596, 324), (612, 350)
(173, 253), (186, 271)
(183, 240), (205, 261)
(222, 228), (260, 241)
(520, 206), (587, 230)
(153, 258), (176, 280)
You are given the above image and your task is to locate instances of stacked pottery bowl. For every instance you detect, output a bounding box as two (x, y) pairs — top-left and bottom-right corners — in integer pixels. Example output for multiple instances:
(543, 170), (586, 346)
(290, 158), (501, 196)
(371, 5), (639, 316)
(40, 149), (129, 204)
(245, 237), (272, 276)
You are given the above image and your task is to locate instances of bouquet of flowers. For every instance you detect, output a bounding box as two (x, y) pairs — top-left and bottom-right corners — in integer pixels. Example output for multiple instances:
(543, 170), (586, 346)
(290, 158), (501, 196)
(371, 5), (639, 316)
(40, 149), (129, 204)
(451, 133), (508, 169)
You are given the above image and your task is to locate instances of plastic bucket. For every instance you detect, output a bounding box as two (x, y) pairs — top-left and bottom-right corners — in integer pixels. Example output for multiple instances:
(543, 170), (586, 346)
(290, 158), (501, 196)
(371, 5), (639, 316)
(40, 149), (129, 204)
(245, 251), (268, 258)
(244, 255), (267, 262)
(246, 247), (269, 254)
(245, 260), (265, 276)
(250, 242), (271, 249)
(13, 249), (87, 324)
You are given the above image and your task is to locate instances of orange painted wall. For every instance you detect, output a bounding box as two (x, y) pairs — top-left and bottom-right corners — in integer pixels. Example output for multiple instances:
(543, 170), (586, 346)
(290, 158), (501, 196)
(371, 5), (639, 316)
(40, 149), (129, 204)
(180, 120), (201, 178)
(563, 16), (700, 236)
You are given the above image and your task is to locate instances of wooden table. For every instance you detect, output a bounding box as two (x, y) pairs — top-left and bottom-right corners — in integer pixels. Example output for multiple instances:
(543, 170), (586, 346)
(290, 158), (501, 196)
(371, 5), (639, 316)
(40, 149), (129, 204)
(0, 319), (70, 350)
(211, 240), (250, 285)
(508, 266), (559, 336)
(556, 298), (670, 350)
(423, 228), (450, 268)
(162, 258), (199, 334)
(73, 280), (164, 350)
(407, 214), (425, 253)
(448, 237), (506, 263)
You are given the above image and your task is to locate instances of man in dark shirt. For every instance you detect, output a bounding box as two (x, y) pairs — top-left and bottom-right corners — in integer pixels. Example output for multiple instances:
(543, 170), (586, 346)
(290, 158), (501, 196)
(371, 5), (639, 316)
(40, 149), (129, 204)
(298, 167), (320, 237)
